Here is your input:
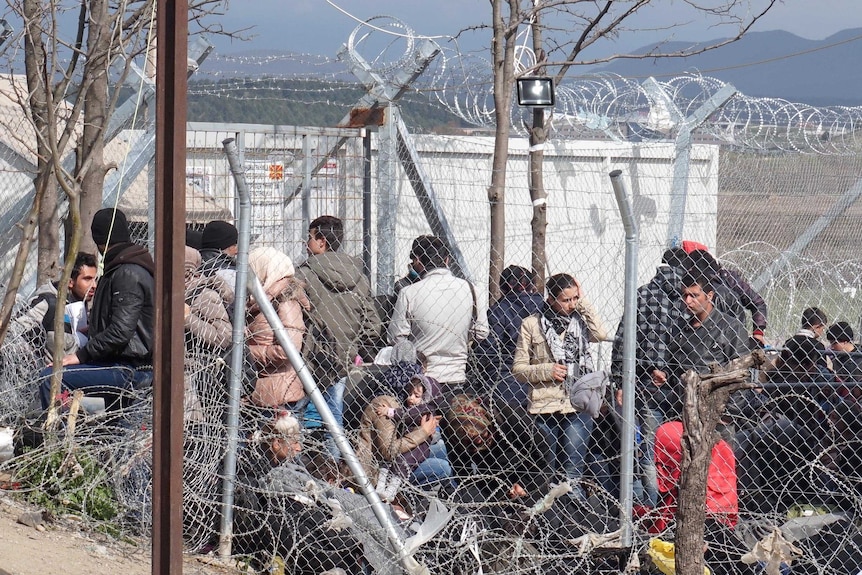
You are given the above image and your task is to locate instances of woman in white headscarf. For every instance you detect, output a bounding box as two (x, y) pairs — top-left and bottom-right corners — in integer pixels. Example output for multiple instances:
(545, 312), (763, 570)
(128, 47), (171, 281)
(246, 246), (309, 409)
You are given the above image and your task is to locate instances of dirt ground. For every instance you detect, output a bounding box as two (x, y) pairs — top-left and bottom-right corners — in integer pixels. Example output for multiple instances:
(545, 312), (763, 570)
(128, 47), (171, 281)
(0, 496), (239, 575)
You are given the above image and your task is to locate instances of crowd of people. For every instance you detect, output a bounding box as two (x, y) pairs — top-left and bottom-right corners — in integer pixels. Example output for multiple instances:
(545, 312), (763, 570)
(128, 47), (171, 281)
(12, 209), (862, 573)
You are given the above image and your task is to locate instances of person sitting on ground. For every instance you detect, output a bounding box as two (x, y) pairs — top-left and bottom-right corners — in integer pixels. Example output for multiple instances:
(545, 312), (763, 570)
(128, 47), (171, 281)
(246, 246), (309, 414)
(474, 265), (544, 405)
(182, 246), (235, 423)
(355, 374), (444, 502)
(39, 209), (154, 411)
(234, 410), (374, 574)
(651, 420), (738, 533)
(183, 246), (234, 352)
(768, 334), (835, 430)
(15, 251), (97, 363)
(374, 373), (452, 488)
(511, 272), (608, 499)
(446, 393), (552, 506)
(198, 220), (239, 290)
(826, 321), (862, 394)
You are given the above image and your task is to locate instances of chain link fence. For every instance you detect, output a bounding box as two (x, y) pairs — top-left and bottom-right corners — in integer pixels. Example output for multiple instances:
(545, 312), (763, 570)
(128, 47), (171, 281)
(1, 112), (862, 575)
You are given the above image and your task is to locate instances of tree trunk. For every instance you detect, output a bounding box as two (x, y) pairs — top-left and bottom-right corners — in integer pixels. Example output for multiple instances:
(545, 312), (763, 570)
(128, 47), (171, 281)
(76, 0), (111, 256)
(528, 18), (547, 291)
(0, 179), (46, 346)
(528, 108), (547, 291)
(22, 0), (60, 286)
(488, 0), (519, 304)
(675, 352), (765, 575)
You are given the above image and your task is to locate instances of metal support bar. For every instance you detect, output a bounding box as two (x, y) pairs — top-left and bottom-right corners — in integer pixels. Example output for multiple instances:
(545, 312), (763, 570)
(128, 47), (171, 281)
(245, 273), (429, 575)
(752, 176), (862, 292)
(218, 137), (253, 559)
(376, 104), (398, 294)
(610, 169), (638, 550)
(362, 129), (373, 278)
(152, 1), (188, 573)
(653, 80), (736, 246)
(394, 113), (471, 282)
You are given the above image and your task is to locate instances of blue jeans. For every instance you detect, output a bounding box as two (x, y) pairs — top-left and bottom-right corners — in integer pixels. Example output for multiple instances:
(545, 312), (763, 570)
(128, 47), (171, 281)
(536, 410), (593, 498)
(410, 439), (453, 486)
(637, 407), (662, 507)
(322, 377), (346, 460)
(38, 363), (151, 410)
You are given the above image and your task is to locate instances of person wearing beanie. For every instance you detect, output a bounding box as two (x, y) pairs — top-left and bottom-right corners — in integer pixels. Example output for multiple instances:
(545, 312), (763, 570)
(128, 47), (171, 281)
(91, 207), (132, 246)
(39, 207), (155, 411)
(185, 228), (203, 250)
(199, 220), (239, 291)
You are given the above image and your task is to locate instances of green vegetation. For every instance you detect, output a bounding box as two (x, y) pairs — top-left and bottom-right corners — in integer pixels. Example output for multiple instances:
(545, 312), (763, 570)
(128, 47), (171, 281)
(188, 77), (470, 133)
(16, 447), (118, 522)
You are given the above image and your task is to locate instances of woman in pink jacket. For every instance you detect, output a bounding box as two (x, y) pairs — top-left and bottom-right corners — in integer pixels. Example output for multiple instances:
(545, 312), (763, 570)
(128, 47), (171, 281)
(246, 246), (309, 411)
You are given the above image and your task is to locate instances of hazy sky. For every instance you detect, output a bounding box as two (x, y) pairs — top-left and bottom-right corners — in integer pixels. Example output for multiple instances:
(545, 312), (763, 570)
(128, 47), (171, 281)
(209, 0), (862, 57)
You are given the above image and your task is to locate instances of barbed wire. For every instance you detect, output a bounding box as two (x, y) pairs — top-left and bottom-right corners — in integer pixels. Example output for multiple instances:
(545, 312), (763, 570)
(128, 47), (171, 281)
(198, 33), (862, 156)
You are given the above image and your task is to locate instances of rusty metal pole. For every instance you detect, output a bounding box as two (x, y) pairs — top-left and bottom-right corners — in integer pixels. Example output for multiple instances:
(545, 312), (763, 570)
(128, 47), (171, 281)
(153, 0), (187, 574)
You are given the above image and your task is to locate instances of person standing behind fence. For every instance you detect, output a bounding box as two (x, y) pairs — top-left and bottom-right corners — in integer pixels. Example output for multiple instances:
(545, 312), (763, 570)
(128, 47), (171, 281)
(296, 215), (381, 456)
(686, 246), (768, 346)
(246, 246), (309, 413)
(473, 265), (544, 406)
(388, 235), (489, 394)
(610, 248), (689, 507)
(39, 208), (154, 410)
(511, 273), (607, 499)
(653, 273), (751, 420)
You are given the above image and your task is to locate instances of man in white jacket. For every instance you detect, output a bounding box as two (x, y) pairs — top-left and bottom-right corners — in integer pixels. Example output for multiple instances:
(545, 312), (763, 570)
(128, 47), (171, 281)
(388, 235), (489, 391)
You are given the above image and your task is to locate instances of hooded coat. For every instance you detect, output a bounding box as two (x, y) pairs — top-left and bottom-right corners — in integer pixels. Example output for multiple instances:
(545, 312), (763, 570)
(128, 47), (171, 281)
(297, 251), (381, 386)
(246, 247), (308, 407)
(355, 395), (433, 482)
(14, 281), (82, 361)
(76, 243), (155, 366)
(184, 246), (233, 350)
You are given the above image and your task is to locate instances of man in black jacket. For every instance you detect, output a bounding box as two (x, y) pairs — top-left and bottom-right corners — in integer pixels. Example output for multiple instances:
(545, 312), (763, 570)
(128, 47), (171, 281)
(39, 208), (155, 410)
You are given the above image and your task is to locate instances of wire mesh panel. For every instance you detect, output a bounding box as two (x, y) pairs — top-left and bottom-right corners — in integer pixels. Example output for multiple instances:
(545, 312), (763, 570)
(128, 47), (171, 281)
(3, 113), (862, 575)
(184, 123), (367, 263)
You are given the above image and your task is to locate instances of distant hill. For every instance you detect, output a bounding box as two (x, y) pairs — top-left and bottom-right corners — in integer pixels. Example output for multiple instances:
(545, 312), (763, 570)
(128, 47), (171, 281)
(187, 77), (470, 132)
(193, 28), (862, 128)
(596, 28), (862, 107)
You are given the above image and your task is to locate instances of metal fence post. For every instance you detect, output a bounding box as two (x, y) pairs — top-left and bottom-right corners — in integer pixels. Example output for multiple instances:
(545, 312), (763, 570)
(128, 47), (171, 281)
(218, 137), (253, 558)
(610, 169), (638, 551)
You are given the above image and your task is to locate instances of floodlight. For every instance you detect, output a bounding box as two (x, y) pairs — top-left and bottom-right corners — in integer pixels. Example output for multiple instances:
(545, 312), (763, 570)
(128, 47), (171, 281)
(516, 77), (555, 107)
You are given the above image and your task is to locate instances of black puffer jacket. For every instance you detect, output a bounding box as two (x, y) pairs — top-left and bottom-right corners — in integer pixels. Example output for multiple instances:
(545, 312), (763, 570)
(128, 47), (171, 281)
(75, 243), (155, 366)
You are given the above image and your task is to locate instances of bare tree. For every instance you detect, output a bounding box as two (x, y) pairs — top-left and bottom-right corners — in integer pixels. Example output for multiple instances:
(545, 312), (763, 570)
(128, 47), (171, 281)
(486, 0), (777, 300)
(676, 350), (765, 575)
(0, 0), (235, 351)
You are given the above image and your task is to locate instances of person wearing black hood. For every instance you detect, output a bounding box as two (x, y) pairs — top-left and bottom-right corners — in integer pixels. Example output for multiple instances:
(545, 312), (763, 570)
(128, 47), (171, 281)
(39, 208), (155, 410)
(198, 220), (239, 291)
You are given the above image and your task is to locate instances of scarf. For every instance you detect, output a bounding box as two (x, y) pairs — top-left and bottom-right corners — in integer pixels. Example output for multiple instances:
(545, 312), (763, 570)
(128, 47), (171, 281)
(540, 304), (591, 374)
